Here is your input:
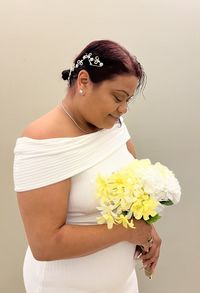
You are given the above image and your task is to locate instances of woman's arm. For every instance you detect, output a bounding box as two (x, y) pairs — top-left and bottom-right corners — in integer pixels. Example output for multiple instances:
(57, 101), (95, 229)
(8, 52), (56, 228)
(17, 178), (152, 261)
(126, 139), (137, 158)
(17, 178), (126, 261)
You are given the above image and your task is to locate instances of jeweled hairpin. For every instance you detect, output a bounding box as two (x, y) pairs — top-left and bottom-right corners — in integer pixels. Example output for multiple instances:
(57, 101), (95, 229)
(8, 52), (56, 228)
(67, 52), (103, 83)
(75, 53), (103, 68)
(67, 65), (74, 83)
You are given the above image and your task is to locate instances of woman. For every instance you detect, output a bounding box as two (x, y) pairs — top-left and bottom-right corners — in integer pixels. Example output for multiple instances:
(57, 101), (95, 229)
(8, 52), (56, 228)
(13, 40), (161, 293)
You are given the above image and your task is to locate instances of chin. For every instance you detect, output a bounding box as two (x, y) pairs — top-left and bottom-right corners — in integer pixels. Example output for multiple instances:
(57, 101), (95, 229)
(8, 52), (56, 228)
(104, 118), (120, 129)
(92, 116), (120, 130)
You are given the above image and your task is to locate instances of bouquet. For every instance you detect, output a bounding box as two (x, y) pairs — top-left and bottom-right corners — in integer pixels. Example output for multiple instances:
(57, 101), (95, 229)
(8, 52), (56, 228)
(96, 159), (181, 277)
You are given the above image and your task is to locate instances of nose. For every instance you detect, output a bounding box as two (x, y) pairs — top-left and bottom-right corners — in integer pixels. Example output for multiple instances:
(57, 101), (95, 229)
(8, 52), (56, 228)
(117, 102), (128, 114)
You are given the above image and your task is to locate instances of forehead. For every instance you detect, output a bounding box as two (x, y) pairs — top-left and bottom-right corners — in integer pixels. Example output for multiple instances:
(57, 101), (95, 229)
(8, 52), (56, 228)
(101, 74), (138, 95)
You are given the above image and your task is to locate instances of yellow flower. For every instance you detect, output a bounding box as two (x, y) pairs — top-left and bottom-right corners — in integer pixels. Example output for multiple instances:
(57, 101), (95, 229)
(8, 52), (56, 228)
(97, 214), (115, 229)
(131, 194), (158, 220)
(116, 214), (135, 229)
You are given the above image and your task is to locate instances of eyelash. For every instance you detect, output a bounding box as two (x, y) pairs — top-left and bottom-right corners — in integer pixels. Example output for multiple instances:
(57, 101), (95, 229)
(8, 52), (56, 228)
(114, 95), (132, 104)
(114, 96), (123, 103)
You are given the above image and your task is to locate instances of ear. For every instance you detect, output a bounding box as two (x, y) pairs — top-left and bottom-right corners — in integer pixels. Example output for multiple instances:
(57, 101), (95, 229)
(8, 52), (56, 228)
(77, 70), (91, 92)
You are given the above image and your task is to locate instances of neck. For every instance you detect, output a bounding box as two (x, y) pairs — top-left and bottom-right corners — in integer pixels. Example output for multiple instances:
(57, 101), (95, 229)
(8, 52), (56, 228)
(61, 98), (100, 134)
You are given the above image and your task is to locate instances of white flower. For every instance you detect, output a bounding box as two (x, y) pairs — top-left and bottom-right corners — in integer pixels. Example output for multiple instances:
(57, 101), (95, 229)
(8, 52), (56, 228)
(165, 175), (181, 204)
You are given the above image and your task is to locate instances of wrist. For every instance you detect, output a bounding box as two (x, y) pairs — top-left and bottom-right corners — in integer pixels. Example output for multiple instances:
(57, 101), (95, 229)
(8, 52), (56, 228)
(114, 224), (131, 242)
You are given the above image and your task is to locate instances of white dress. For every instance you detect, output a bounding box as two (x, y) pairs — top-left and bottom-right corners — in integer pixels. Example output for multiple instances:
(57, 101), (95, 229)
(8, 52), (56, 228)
(13, 119), (139, 293)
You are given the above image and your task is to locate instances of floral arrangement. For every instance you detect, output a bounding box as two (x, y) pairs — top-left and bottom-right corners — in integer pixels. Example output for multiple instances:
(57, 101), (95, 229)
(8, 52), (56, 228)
(96, 158), (181, 279)
(96, 159), (181, 229)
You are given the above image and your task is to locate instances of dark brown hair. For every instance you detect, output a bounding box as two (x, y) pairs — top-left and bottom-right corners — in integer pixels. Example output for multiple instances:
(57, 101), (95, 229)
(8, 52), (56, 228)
(62, 39), (146, 95)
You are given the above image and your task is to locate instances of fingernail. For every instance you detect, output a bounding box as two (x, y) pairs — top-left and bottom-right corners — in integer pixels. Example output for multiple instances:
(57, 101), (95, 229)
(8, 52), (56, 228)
(136, 252), (143, 259)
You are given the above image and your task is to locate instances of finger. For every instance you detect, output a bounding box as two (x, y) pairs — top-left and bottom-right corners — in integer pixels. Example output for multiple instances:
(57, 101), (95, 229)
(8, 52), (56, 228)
(142, 250), (159, 267)
(142, 251), (159, 266)
(141, 250), (153, 260)
(141, 245), (150, 253)
(143, 258), (156, 267)
(134, 250), (143, 259)
(141, 252), (159, 264)
(141, 246), (156, 260)
(141, 240), (161, 261)
(151, 260), (158, 271)
(144, 264), (154, 279)
(147, 260), (156, 270)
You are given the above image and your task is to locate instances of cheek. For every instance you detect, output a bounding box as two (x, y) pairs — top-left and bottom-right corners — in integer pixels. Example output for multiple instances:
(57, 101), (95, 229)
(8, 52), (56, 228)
(99, 96), (117, 112)
(97, 104), (115, 117)
(87, 92), (116, 117)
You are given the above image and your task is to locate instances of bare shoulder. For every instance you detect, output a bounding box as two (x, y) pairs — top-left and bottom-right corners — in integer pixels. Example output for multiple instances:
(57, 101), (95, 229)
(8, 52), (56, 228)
(126, 139), (137, 158)
(21, 106), (71, 139)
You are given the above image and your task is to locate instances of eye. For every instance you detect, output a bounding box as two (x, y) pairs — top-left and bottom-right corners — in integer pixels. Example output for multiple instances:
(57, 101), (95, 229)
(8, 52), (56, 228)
(114, 95), (122, 103)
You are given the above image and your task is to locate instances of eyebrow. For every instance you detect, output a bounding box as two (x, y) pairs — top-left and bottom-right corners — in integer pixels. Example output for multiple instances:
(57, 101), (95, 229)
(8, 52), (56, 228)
(115, 89), (130, 97)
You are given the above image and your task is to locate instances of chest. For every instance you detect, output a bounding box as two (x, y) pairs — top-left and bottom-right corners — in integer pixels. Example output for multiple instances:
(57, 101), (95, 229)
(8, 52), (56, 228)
(68, 144), (134, 214)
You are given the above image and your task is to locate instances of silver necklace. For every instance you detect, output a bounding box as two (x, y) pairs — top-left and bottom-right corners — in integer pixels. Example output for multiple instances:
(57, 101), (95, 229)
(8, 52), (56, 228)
(59, 100), (91, 134)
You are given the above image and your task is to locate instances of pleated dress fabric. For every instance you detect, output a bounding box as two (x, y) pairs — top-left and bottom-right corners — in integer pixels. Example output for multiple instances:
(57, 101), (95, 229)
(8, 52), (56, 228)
(13, 120), (139, 293)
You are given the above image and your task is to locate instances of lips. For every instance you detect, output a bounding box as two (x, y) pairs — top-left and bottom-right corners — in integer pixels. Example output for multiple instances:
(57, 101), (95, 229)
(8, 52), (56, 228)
(110, 114), (120, 119)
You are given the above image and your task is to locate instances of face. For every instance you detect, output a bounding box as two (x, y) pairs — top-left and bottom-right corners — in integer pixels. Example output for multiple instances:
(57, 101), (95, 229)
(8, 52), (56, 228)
(80, 74), (138, 129)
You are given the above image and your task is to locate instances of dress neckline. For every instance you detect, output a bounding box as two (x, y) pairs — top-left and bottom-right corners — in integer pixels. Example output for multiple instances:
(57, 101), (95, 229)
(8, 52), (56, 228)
(16, 118), (123, 142)
(17, 126), (112, 142)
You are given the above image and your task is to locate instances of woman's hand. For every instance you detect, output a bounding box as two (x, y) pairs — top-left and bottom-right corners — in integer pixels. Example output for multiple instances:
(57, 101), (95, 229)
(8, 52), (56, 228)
(139, 225), (162, 276)
(127, 219), (153, 248)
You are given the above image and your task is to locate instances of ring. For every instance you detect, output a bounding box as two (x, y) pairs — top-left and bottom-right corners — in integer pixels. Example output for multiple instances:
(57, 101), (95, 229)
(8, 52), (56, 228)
(147, 237), (154, 246)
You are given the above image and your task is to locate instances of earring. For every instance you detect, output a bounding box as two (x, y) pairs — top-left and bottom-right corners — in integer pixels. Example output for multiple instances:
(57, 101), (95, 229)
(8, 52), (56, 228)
(79, 89), (83, 95)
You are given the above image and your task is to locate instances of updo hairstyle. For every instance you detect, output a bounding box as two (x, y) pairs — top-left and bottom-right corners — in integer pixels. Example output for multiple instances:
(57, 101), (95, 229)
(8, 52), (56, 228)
(62, 39), (146, 95)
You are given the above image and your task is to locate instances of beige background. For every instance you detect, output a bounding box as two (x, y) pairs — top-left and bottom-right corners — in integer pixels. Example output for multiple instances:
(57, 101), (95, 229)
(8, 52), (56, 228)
(0, 0), (199, 292)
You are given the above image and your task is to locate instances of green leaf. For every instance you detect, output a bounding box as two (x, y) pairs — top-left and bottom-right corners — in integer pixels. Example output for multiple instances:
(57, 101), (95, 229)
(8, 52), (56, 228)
(122, 210), (128, 216)
(160, 199), (174, 206)
(146, 214), (161, 224)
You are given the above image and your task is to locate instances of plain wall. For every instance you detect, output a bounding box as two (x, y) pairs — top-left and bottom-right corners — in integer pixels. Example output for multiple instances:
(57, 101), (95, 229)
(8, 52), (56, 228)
(1, 0), (199, 292)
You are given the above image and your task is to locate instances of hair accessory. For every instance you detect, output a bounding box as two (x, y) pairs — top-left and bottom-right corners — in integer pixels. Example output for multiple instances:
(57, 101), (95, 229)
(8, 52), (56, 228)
(67, 65), (74, 83)
(67, 53), (103, 84)
(75, 53), (103, 69)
